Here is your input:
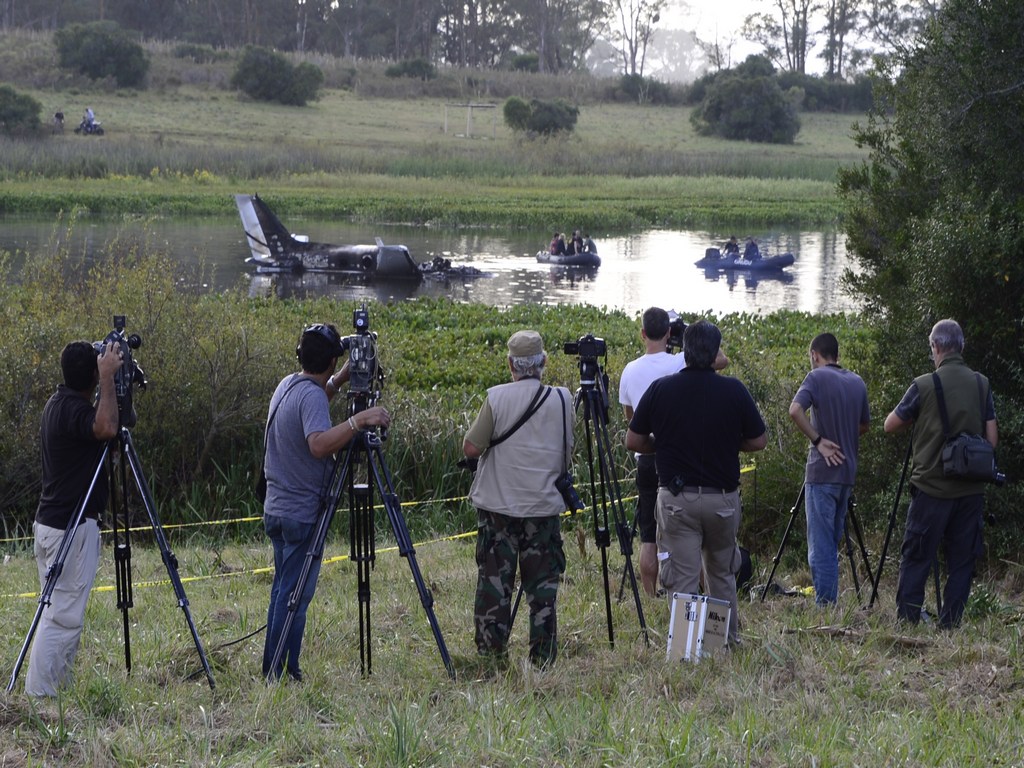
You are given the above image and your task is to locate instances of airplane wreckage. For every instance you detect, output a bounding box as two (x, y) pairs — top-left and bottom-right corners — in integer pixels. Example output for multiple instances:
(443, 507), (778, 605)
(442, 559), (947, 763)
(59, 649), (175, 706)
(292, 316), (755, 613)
(235, 194), (485, 280)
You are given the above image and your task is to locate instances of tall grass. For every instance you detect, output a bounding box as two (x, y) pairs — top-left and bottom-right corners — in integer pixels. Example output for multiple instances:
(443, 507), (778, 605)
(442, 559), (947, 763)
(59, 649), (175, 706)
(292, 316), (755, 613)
(1, 534), (1022, 766)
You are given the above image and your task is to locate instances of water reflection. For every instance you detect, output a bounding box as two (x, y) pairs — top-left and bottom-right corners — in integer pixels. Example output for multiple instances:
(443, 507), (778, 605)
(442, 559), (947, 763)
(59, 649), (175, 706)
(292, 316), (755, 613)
(1, 215), (860, 316)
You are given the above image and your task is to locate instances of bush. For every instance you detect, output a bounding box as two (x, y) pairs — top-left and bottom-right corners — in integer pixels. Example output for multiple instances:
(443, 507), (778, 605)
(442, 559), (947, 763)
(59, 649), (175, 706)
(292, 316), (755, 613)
(0, 84), (42, 137)
(502, 96), (531, 131)
(384, 58), (437, 80)
(527, 99), (578, 135)
(608, 74), (676, 105)
(690, 74), (800, 144)
(502, 97), (578, 136)
(53, 21), (149, 88)
(172, 43), (230, 64)
(509, 53), (539, 73)
(230, 46), (323, 106)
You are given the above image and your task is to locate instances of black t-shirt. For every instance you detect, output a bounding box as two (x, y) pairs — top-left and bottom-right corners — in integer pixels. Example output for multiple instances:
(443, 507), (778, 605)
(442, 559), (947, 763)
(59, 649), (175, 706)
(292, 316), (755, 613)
(630, 368), (766, 491)
(35, 386), (109, 529)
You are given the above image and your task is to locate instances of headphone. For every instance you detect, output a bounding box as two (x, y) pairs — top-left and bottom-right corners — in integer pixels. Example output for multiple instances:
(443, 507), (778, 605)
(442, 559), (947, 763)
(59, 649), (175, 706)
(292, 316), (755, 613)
(296, 323), (346, 361)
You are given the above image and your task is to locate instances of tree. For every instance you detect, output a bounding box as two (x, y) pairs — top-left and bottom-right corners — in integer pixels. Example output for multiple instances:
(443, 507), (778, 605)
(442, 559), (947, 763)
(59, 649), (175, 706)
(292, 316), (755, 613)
(838, 0), (1024, 522)
(818, 0), (859, 80)
(690, 68), (800, 143)
(53, 20), (150, 88)
(230, 46), (323, 106)
(610, 0), (665, 76)
(0, 84), (42, 137)
(743, 0), (817, 75)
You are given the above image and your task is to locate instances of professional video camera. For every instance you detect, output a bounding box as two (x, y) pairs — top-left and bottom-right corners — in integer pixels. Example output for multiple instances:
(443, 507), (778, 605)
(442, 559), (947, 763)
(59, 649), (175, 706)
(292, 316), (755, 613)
(342, 303), (381, 401)
(666, 310), (687, 353)
(563, 332), (610, 418)
(93, 314), (146, 427)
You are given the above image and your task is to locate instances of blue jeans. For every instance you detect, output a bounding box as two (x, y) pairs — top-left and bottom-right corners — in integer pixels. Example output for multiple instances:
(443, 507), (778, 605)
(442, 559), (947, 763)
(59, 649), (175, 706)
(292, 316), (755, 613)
(263, 514), (322, 680)
(804, 483), (852, 605)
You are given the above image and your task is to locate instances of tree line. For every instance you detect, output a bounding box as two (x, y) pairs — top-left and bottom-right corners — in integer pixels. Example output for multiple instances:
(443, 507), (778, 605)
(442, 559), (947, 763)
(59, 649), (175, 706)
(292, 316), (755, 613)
(2, 0), (940, 81)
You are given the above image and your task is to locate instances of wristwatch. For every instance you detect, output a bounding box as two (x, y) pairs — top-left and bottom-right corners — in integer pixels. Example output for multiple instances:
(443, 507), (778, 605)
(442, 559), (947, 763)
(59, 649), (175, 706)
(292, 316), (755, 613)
(811, 434), (822, 447)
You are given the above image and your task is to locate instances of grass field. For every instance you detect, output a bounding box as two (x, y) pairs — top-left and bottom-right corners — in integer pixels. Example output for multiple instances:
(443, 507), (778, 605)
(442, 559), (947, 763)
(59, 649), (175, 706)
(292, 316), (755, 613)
(1, 525), (1022, 767)
(1, 28), (866, 227)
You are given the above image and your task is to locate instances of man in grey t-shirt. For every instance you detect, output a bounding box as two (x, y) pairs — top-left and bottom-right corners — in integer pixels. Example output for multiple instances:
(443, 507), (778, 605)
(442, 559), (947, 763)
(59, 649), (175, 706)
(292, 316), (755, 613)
(262, 323), (390, 681)
(788, 333), (870, 605)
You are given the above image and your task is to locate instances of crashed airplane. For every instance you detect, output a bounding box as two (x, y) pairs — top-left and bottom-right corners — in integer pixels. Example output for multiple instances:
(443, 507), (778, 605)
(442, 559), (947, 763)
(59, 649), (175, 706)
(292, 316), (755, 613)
(235, 194), (483, 280)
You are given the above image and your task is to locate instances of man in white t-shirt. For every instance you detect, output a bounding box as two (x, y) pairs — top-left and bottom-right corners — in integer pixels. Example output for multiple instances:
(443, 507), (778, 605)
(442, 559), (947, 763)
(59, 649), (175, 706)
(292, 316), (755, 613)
(619, 308), (728, 595)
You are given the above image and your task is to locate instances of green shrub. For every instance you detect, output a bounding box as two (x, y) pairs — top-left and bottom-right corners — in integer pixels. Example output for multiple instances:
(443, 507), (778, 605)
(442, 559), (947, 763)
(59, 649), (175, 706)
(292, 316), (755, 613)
(690, 74), (800, 144)
(609, 74), (677, 105)
(53, 21), (150, 88)
(172, 43), (229, 64)
(509, 53), (539, 73)
(526, 98), (579, 135)
(0, 84), (42, 137)
(230, 46), (323, 106)
(502, 96), (531, 132)
(384, 58), (437, 80)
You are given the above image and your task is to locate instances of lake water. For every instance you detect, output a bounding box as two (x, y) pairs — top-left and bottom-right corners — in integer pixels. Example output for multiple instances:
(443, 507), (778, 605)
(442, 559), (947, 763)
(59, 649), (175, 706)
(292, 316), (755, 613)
(1, 215), (860, 317)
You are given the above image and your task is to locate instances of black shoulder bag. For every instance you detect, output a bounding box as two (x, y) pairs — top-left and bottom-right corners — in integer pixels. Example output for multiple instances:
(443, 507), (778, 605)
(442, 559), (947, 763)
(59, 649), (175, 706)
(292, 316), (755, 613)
(459, 384), (552, 472)
(257, 376), (320, 502)
(933, 372), (996, 482)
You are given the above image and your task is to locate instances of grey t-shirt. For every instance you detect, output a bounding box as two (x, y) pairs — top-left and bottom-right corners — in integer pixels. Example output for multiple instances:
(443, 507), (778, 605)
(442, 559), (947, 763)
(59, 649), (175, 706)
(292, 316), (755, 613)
(793, 364), (870, 485)
(264, 374), (333, 524)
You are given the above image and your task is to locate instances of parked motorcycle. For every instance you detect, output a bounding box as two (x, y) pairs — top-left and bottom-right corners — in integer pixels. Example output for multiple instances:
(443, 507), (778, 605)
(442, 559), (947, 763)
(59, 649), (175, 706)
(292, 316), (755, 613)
(74, 119), (105, 136)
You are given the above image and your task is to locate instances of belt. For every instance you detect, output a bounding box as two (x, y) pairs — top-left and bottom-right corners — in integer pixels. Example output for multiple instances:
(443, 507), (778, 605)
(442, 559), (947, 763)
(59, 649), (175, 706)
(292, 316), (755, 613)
(659, 485), (735, 494)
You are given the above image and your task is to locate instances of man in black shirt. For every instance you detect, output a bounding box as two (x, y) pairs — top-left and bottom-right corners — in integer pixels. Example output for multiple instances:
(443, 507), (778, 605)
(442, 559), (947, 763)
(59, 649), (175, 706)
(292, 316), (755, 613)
(626, 320), (766, 645)
(26, 340), (121, 696)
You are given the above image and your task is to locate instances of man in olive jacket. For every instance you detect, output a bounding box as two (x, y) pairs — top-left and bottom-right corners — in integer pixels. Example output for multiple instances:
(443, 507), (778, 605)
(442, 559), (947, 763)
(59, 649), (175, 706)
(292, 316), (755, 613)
(884, 319), (997, 628)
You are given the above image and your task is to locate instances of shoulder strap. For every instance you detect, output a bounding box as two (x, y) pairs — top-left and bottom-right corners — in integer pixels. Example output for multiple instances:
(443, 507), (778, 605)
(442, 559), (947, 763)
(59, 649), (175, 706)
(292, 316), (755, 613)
(931, 373), (952, 439)
(557, 388), (570, 472)
(264, 376), (320, 448)
(490, 385), (552, 447)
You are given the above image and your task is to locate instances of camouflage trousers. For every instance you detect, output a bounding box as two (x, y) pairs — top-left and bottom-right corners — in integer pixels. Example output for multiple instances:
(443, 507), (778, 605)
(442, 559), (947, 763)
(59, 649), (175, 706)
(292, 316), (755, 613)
(474, 509), (565, 665)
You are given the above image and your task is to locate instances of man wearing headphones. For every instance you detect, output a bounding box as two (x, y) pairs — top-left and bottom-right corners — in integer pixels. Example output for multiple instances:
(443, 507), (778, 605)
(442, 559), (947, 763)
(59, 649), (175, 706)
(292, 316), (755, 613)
(262, 323), (390, 682)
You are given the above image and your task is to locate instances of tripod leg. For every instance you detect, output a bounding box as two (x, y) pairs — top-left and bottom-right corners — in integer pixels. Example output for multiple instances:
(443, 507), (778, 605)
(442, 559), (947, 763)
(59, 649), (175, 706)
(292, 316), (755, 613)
(111, 446), (134, 675)
(351, 482), (375, 676)
(121, 429), (215, 688)
(366, 441), (455, 678)
(7, 442), (111, 693)
(870, 437), (913, 609)
(761, 485), (805, 602)
(846, 499), (876, 592)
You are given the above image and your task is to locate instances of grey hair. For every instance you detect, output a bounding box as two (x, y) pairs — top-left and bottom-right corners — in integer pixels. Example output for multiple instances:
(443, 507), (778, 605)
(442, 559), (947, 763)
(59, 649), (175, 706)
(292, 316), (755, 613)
(510, 352), (546, 379)
(929, 319), (965, 354)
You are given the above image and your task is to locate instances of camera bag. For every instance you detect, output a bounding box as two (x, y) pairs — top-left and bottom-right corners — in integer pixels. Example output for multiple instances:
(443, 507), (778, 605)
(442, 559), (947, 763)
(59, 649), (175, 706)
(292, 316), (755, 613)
(932, 372), (995, 482)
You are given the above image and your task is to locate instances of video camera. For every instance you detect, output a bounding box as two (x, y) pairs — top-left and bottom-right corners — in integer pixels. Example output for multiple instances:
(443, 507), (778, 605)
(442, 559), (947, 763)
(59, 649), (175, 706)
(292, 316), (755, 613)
(93, 314), (146, 428)
(563, 332), (610, 417)
(342, 303), (380, 400)
(666, 310), (687, 353)
(563, 333), (606, 361)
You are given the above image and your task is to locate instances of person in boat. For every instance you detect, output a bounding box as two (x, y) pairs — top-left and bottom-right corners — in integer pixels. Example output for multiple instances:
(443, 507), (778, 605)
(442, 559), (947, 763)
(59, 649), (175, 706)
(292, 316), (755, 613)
(570, 230), (584, 255)
(743, 238), (762, 261)
(723, 236), (740, 256)
(549, 232), (567, 256)
(582, 233), (597, 254)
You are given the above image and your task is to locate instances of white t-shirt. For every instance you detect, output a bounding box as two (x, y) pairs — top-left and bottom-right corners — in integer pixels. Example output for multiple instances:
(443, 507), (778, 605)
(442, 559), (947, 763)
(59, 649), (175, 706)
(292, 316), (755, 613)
(618, 351), (687, 410)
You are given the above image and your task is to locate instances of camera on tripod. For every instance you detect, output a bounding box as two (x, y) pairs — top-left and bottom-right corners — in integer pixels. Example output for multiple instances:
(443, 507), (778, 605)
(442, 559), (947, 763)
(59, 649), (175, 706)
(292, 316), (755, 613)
(563, 333), (606, 360)
(666, 311), (687, 353)
(93, 314), (146, 427)
(342, 304), (378, 396)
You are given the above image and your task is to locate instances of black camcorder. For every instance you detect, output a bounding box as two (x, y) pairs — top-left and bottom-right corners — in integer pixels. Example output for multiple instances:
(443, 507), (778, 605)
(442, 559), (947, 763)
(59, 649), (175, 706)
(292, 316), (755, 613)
(667, 310), (687, 353)
(93, 314), (146, 428)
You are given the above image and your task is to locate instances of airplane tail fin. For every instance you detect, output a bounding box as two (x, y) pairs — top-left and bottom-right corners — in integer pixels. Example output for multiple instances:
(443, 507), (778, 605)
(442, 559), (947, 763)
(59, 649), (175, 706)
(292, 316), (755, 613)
(235, 194), (292, 261)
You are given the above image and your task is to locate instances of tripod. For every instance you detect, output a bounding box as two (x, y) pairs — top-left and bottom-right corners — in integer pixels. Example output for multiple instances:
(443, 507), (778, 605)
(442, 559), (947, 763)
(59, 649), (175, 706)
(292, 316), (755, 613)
(761, 483), (875, 604)
(870, 434), (943, 617)
(266, 396), (454, 679)
(8, 427), (216, 692)
(572, 355), (649, 648)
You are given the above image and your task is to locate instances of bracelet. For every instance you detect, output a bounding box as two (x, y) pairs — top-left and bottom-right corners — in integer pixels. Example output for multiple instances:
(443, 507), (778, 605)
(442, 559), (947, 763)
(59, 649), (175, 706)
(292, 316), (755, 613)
(348, 416), (358, 431)
(811, 434), (822, 447)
